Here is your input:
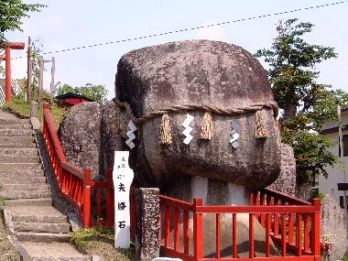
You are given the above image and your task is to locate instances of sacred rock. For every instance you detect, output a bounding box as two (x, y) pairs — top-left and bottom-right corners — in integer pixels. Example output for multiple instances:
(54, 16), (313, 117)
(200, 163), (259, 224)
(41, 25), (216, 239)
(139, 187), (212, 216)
(115, 39), (281, 189)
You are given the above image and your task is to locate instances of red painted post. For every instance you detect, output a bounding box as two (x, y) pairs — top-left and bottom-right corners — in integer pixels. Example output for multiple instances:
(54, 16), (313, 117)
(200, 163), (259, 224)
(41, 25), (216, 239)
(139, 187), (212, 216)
(183, 210), (189, 255)
(193, 198), (203, 260)
(3, 42), (25, 102)
(304, 214), (310, 252)
(5, 47), (11, 102)
(249, 192), (255, 205)
(260, 193), (266, 226)
(215, 213), (221, 258)
(174, 207), (180, 251)
(281, 214), (287, 256)
(296, 213), (302, 256)
(312, 199), (321, 260)
(249, 213), (255, 258)
(232, 214), (238, 258)
(83, 169), (92, 228)
(265, 213), (271, 257)
(288, 213), (294, 244)
(274, 198), (280, 236)
(165, 205), (171, 248)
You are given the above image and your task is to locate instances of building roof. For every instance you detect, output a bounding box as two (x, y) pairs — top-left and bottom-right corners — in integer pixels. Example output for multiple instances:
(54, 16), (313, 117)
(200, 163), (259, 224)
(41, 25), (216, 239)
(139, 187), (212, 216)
(55, 92), (94, 101)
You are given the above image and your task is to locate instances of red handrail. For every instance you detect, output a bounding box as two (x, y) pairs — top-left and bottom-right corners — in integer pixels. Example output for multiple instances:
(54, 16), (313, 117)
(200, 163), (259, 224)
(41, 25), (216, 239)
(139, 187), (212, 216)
(42, 103), (114, 228)
(160, 192), (321, 261)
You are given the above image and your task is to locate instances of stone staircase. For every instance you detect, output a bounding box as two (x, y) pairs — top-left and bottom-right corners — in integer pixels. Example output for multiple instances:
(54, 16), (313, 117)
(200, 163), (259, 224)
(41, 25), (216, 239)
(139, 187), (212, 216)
(0, 112), (90, 260)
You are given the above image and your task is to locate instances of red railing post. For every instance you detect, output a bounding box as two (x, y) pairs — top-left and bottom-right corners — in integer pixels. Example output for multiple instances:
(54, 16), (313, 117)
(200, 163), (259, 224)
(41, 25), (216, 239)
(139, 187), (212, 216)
(249, 213), (255, 258)
(312, 198), (321, 260)
(83, 169), (92, 228)
(193, 198), (203, 260)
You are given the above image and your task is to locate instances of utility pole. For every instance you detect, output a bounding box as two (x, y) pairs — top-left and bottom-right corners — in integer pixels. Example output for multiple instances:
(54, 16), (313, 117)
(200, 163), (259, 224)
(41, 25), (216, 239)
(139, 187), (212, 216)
(47, 57), (55, 106)
(38, 56), (44, 107)
(337, 101), (348, 229)
(27, 37), (32, 104)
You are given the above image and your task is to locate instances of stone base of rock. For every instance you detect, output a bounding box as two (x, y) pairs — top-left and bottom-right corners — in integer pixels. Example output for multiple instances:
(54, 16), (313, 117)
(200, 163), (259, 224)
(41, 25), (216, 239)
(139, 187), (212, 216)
(321, 194), (348, 260)
(135, 188), (160, 261)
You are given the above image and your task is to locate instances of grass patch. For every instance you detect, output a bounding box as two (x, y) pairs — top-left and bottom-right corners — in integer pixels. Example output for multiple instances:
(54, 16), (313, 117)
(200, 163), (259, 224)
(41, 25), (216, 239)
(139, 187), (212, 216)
(345, 248), (348, 261)
(71, 226), (133, 261)
(3, 98), (66, 129)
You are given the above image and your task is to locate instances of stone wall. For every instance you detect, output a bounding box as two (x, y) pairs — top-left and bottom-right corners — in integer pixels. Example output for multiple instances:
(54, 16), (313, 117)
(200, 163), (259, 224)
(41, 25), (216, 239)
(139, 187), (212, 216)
(321, 194), (348, 260)
(267, 143), (296, 196)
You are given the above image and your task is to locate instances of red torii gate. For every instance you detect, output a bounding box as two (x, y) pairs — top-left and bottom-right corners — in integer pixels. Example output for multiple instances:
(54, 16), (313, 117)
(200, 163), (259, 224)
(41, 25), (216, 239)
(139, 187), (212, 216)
(0, 42), (25, 102)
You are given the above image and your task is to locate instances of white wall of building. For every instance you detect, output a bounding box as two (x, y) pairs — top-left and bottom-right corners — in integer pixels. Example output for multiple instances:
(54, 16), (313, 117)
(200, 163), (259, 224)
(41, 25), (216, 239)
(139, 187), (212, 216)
(319, 112), (348, 206)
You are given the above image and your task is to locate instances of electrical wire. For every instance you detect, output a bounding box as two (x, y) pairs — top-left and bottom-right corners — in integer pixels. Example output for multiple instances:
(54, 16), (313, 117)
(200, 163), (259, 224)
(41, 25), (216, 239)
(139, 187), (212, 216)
(10, 0), (348, 60)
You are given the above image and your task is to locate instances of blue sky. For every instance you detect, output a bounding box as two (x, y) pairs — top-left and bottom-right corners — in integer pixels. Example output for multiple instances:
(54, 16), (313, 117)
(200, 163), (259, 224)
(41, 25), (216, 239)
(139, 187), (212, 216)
(5, 0), (348, 99)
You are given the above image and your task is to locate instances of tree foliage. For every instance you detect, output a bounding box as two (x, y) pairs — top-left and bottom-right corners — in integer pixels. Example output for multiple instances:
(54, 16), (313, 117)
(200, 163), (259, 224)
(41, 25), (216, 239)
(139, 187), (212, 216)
(255, 19), (339, 185)
(0, 0), (44, 45)
(56, 83), (108, 102)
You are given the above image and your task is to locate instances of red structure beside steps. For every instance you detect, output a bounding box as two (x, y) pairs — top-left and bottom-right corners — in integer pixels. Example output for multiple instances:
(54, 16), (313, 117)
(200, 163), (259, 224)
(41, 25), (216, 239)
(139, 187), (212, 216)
(159, 190), (321, 260)
(42, 103), (114, 227)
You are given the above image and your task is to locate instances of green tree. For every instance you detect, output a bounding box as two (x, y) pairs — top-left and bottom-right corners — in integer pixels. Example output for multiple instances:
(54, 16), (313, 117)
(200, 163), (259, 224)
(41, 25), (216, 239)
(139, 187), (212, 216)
(0, 0), (44, 46)
(56, 83), (108, 102)
(255, 18), (338, 185)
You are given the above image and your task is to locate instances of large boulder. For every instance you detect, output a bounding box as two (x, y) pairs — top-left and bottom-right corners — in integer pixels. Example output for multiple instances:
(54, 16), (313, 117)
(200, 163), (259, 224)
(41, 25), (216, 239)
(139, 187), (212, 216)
(321, 194), (348, 260)
(267, 143), (296, 196)
(99, 100), (123, 175)
(116, 40), (281, 189)
(58, 102), (102, 179)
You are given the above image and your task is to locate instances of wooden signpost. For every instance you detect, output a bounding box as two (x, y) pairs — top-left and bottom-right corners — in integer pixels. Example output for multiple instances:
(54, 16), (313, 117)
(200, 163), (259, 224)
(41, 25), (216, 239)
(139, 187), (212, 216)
(113, 151), (134, 249)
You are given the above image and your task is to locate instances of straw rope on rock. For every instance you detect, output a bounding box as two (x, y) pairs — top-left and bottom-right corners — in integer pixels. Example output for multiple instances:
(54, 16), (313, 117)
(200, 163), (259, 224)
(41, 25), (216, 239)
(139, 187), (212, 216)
(200, 112), (213, 140)
(115, 99), (278, 124)
(255, 110), (269, 139)
(160, 113), (172, 145)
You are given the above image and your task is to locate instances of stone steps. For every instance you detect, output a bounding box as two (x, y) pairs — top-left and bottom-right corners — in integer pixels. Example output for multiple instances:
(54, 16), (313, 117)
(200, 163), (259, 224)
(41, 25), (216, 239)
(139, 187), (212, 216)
(22, 242), (91, 261)
(0, 155), (41, 163)
(3, 184), (50, 191)
(0, 123), (32, 129)
(0, 188), (51, 200)
(0, 129), (33, 136)
(0, 119), (30, 125)
(0, 142), (37, 148)
(4, 198), (52, 207)
(0, 176), (46, 184)
(0, 163), (43, 172)
(0, 135), (35, 144)
(15, 232), (71, 243)
(14, 222), (70, 234)
(0, 111), (90, 260)
(10, 206), (71, 243)
(0, 148), (39, 157)
(10, 206), (68, 223)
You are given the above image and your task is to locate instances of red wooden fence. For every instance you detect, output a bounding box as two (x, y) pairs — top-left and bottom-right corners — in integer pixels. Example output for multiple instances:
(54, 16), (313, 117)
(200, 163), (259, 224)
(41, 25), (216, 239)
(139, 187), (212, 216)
(160, 188), (320, 261)
(42, 103), (114, 228)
